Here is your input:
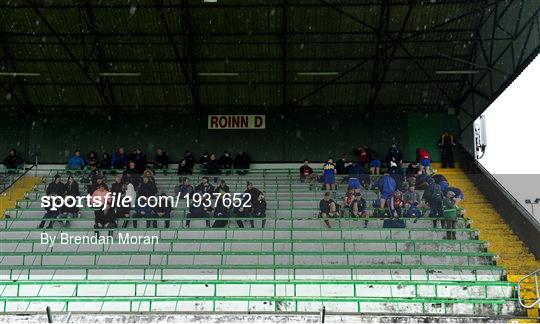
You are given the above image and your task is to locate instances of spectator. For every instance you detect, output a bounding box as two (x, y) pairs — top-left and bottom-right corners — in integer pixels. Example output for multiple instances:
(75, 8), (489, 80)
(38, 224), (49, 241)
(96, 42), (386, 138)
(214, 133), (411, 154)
(218, 151), (233, 173)
(389, 190), (404, 218)
(250, 192), (267, 228)
(61, 175), (80, 227)
(87, 151), (98, 166)
(354, 146), (371, 169)
(299, 160), (317, 190)
(138, 176), (158, 198)
(322, 158), (337, 190)
(120, 182), (136, 228)
(99, 152), (112, 169)
(67, 150), (85, 170)
(416, 147), (432, 174)
(186, 197), (211, 228)
(177, 158), (191, 175)
(133, 196), (152, 229)
(130, 148), (147, 174)
(386, 143), (403, 167)
(423, 178), (444, 227)
(342, 187), (359, 216)
(212, 189), (232, 228)
(369, 154), (381, 175)
(433, 173), (449, 192)
(205, 153), (220, 175)
(184, 151), (196, 174)
(234, 182), (261, 228)
(335, 154), (351, 175)
(377, 172), (396, 210)
(175, 177), (194, 199)
(87, 174), (108, 194)
(217, 179), (230, 193)
(91, 184), (115, 229)
(319, 192), (337, 228)
(347, 162), (362, 192)
(142, 169), (155, 183)
(112, 148), (128, 169)
(406, 161), (420, 176)
(234, 151), (251, 175)
(443, 192), (458, 240)
(46, 175), (65, 196)
(403, 185), (420, 208)
(154, 148), (170, 170)
(110, 175), (124, 195)
(199, 152), (210, 171)
(354, 192), (369, 227)
(195, 177), (215, 195)
(124, 162), (142, 190)
(38, 194), (61, 229)
(3, 149), (24, 170)
(445, 186), (464, 206)
(152, 192), (172, 228)
(439, 130), (456, 168)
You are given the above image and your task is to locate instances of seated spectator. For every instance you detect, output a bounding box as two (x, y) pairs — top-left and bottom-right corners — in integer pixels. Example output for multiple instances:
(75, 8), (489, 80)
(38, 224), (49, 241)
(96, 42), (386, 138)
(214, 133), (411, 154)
(299, 159), (317, 190)
(138, 176), (158, 198)
(38, 193), (61, 229)
(234, 151), (251, 175)
(186, 198), (211, 228)
(445, 186), (464, 206)
(152, 192), (172, 228)
(47, 174), (65, 196)
(142, 169), (156, 182)
(91, 184), (115, 229)
(3, 149), (24, 170)
(406, 161), (420, 176)
(205, 153), (221, 175)
(195, 177), (215, 194)
(67, 150), (85, 170)
(323, 158), (337, 191)
(119, 182), (136, 228)
(112, 148), (128, 169)
(218, 151), (233, 173)
(377, 172), (396, 209)
(336, 154), (351, 175)
(87, 151), (98, 166)
(133, 196), (152, 229)
(217, 179), (230, 193)
(433, 173), (449, 192)
(60, 176), (80, 227)
(250, 192), (267, 228)
(415, 172), (431, 190)
(99, 152), (112, 169)
(234, 182), (261, 228)
(342, 187), (358, 216)
(199, 152), (210, 171)
(175, 177), (194, 199)
(389, 190), (404, 218)
(154, 148), (169, 169)
(212, 188), (232, 228)
(110, 175), (124, 195)
(181, 150), (196, 175)
(386, 143), (403, 168)
(87, 174), (108, 194)
(403, 185), (420, 208)
(130, 148), (147, 174)
(177, 158), (190, 175)
(417, 147), (432, 174)
(319, 192), (337, 228)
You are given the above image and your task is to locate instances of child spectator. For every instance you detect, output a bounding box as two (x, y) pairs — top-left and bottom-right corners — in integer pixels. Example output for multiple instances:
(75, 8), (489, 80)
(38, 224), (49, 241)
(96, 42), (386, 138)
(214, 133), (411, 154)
(319, 192), (337, 228)
(3, 149), (24, 170)
(234, 151), (251, 175)
(154, 148), (169, 169)
(323, 158), (337, 190)
(299, 160), (317, 190)
(250, 192), (267, 228)
(342, 187), (358, 216)
(389, 190), (404, 218)
(153, 192), (172, 228)
(417, 147), (432, 174)
(67, 150), (85, 170)
(112, 148), (128, 169)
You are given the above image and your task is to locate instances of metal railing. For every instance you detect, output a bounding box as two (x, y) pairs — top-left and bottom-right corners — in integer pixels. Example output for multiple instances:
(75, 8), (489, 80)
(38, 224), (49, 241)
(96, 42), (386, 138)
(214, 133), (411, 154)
(517, 268), (540, 309)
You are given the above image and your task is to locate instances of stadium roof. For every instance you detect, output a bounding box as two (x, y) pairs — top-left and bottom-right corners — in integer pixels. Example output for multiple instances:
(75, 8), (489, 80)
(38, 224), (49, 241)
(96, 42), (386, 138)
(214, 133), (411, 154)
(1, 1), (539, 126)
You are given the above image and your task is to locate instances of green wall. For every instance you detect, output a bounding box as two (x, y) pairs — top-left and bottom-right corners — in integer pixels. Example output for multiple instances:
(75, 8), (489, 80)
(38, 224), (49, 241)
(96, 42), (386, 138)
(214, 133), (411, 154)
(0, 111), (457, 163)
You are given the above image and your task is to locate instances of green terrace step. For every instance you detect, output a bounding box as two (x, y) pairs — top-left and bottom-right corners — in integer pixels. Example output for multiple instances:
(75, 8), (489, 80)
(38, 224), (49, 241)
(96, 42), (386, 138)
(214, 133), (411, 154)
(0, 295), (522, 315)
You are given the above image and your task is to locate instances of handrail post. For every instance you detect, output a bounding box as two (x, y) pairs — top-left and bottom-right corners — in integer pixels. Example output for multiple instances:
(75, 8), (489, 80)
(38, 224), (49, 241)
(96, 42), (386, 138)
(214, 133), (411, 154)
(517, 269), (540, 309)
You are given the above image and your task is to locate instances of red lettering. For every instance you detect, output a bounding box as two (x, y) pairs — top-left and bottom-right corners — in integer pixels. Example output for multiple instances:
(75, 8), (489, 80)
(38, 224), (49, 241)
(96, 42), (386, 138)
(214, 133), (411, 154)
(219, 116), (228, 128)
(240, 116), (248, 128)
(210, 116), (218, 128)
(254, 116), (263, 128)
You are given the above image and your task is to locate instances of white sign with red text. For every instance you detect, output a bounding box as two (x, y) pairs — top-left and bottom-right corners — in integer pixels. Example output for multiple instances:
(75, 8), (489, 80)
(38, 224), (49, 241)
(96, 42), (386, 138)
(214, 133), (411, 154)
(208, 115), (265, 129)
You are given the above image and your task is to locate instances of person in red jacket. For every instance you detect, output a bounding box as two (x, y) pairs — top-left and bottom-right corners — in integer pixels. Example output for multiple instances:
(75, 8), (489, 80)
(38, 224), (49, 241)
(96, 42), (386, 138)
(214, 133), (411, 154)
(416, 147), (432, 174)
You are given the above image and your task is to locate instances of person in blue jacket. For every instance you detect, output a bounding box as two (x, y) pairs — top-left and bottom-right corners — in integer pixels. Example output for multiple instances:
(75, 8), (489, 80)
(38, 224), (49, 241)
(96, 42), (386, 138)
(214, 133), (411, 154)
(377, 172), (396, 209)
(111, 147), (129, 169)
(67, 150), (85, 169)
